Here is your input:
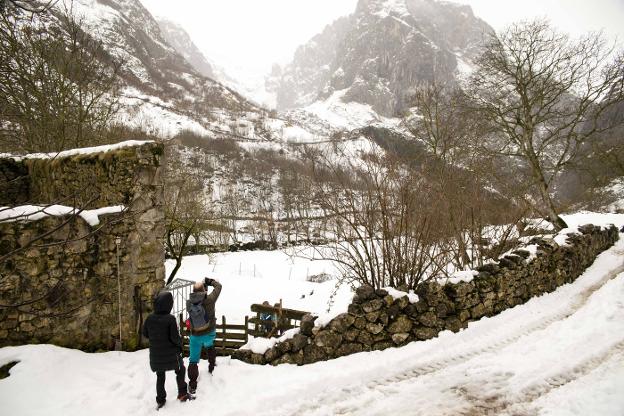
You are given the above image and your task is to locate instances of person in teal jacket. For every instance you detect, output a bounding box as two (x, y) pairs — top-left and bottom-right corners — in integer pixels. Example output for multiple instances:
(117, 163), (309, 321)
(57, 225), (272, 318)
(186, 277), (222, 394)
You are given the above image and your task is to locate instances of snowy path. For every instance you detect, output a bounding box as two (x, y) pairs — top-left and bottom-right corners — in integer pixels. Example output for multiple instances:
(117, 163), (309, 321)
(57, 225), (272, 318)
(1, 237), (624, 416)
(261, 242), (624, 416)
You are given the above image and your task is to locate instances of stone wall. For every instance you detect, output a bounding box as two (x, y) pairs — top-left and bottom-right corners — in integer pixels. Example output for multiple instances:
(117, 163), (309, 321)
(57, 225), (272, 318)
(233, 224), (619, 365)
(0, 142), (165, 350)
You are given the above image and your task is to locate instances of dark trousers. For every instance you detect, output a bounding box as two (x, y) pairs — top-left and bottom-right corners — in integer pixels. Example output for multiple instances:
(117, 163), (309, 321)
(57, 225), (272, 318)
(155, 357), (188, 404)
(188, 347), (217, 390)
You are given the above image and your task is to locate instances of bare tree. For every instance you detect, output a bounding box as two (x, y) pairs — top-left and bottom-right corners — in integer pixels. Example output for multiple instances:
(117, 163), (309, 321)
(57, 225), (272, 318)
(303, 145), (449, 291)
(0, 0), (58, 14)
(465, 19), (624, 230)
(0, 4), (123, 154)
(163, 151), (210, 285)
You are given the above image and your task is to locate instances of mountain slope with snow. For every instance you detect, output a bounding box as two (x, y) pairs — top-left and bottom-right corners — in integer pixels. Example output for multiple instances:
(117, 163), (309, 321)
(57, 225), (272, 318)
(275, 0), (492, 117)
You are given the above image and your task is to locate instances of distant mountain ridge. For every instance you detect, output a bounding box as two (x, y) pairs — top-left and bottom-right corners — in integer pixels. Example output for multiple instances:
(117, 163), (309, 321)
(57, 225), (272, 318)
(274, 0), (493, 117)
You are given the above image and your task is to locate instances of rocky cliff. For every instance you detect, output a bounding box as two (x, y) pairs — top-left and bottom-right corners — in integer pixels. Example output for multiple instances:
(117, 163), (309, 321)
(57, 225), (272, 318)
(275, 0), (493, 116)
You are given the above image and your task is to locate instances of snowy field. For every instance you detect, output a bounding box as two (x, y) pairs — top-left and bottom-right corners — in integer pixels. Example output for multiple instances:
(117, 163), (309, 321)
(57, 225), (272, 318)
(1, 212), (623, 415)
(164, 246), (353, 323)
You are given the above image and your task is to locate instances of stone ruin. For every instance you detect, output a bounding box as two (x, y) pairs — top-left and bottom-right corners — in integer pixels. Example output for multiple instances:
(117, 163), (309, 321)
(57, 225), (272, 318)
(234, 224), (619, 365)
(0, 141), (165, 350)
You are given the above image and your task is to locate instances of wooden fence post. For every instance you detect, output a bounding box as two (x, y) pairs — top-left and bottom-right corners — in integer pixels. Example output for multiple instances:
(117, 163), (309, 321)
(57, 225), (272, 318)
(244, 316), (249, 343)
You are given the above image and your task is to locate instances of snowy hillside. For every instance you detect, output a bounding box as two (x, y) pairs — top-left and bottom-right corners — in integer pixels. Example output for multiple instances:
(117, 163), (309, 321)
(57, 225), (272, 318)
(1, 211), (623, 416)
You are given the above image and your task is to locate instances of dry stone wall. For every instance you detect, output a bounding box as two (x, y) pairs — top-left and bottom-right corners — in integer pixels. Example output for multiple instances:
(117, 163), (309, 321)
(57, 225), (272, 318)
(0, 142), (165, 350)
(233, 224), (619, 365)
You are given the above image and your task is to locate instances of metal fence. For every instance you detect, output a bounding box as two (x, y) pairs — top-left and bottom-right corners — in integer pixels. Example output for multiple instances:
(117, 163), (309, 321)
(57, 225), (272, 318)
(165, 278), (195, 324)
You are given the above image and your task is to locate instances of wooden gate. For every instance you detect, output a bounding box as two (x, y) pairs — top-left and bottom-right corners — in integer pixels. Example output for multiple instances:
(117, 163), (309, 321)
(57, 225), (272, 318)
(179, 315), (249, 357)
(165, 279), (249, 357)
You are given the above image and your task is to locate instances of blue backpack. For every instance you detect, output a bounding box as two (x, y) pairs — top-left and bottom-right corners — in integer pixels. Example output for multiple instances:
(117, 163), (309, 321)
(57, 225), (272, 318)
(188, 301), (208, 329)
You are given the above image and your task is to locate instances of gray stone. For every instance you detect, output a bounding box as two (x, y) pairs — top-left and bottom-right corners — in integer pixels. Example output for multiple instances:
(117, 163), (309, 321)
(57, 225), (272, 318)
(355, 285), (376, 301)
(277, 339), (293, 354)
(314, 330), (343, 349)
(353, 317), (368, 329)
(418, 311), (438, 328)
(383, 295), (394, 307)
(347, 303), (364, 316)
(329, 313), (355, 333)
(335, 343), (364, 357)
(413, 326), (439, 341)
(391, 333), (410, 345)
(365, 311), (380, 322)
(366, 322), (384, 335)
(357, 330), (374, 345)
(291, 334), (308, 352)
(444, 317), (464, 333)
(470, 303), (486, 318)
(375, 288), (389, 297)
(372, 341), (394, 351)
(303, 345), (326, 364)
(362, 298), (384, 313)
(264, 347), (280, 363)
(344, 328), (360, 342)
(393, 296), (410, 310)
(300, 314), (316, 336)
(272, 353), (295, 366)
(388, 315), (413, 334)
(378, 311), (389, 325)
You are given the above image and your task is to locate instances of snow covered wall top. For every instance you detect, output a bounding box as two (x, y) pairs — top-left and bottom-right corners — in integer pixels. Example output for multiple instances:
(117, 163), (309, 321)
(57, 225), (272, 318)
(234, 225), (620, 365)
(0, 141), (163, 209)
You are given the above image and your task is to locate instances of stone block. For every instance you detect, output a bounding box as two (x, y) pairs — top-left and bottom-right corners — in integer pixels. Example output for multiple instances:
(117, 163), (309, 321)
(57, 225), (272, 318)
(357, 330), (374, 345)
(355, 285), (376, 301)
(388, 315), (413, 334)
(413, 326), (438, 341)
(366, 322), (384, 335)
(362, 298), (384, 313)
(329, 313), (355, 333)
(314, 330), (343, 349)
(303, 345), (326, 364)
(300, 314), (316, 336)
(418, 311), (438, 328)
(335, 343), (363, 357)
(365, 311), (380, 323)
(291, 334), (308, 352)
(353, 317), (367, 330)
(344, 328), (359, 342)
(391, 333), (410, 345)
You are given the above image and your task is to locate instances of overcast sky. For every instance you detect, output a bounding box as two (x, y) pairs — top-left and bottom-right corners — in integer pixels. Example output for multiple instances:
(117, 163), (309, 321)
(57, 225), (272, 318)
(139, 0), (624, 75)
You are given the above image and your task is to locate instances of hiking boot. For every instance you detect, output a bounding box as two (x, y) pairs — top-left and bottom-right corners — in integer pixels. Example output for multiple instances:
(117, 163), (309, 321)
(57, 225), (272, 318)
(188, 386), (196, 395)
(178, 393), (195, 402)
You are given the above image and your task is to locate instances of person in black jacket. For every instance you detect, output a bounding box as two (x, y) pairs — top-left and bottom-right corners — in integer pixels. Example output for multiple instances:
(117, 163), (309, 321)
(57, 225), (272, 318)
(143, 291), (191, 409)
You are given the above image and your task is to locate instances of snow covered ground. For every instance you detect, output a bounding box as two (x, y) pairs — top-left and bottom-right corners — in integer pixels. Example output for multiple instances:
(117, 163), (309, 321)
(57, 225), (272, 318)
(1, 212), (623, 415)
(164, 246), (352, 323)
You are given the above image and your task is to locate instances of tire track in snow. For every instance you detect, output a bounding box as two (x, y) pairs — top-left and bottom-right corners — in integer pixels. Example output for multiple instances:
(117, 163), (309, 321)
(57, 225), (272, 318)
(454, 339), (624, 416)
(270, 251), (624, 416)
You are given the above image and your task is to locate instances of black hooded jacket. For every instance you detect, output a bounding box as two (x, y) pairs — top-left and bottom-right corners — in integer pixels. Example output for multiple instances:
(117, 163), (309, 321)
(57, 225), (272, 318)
(142, 291), (183, 372)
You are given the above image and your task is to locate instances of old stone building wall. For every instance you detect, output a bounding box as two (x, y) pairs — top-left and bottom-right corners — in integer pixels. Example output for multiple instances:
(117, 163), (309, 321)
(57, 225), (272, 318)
(0, 142), (165, 350)
(234, 224), (619, 365)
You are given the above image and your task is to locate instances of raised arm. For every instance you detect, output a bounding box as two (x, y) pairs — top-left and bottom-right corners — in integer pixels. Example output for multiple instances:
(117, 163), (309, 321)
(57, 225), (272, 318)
(205, 278), (222, 304)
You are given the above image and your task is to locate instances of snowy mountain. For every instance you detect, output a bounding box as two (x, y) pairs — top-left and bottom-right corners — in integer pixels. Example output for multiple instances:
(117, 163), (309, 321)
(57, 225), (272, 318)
(56, 0), (269, 138)
(275, 0), (492, 117)
(155, 17), (216, 79)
